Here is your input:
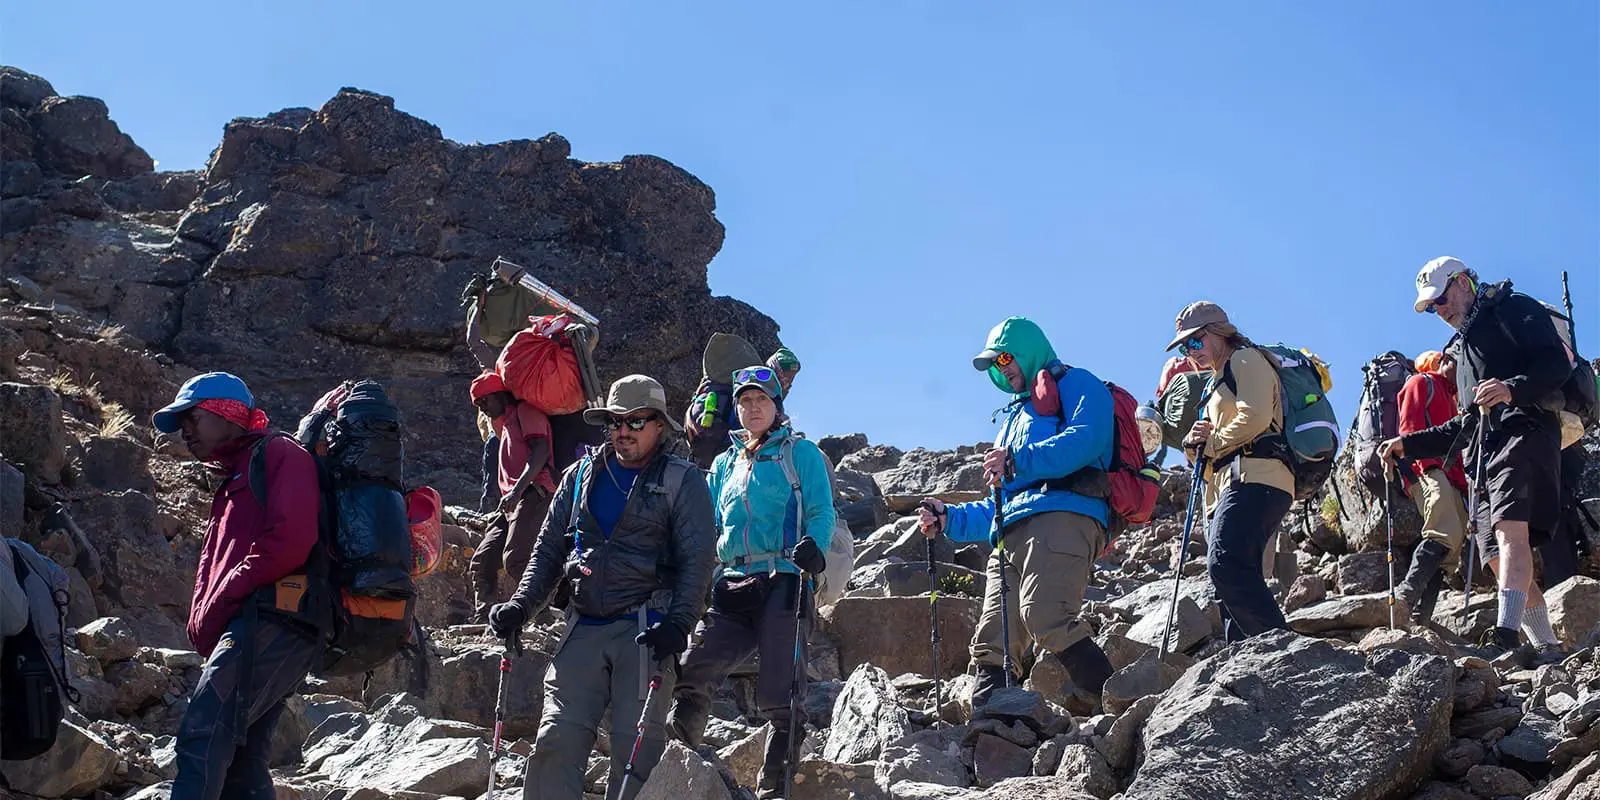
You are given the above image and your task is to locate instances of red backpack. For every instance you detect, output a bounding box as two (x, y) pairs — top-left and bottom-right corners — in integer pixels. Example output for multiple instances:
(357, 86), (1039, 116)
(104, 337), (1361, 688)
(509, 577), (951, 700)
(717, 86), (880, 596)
(1031, 365), (1162, 537)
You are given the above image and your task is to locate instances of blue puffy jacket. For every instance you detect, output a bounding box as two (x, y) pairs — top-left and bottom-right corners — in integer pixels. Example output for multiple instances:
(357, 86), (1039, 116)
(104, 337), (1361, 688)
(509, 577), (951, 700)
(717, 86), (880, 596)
(709, 426), (836, 578)
(946, 318), (1115, 543)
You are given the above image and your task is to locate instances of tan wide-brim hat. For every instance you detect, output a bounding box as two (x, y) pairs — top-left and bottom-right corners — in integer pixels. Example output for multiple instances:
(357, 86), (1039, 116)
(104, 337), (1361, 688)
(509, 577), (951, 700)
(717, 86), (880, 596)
(581, 374), (683, 432)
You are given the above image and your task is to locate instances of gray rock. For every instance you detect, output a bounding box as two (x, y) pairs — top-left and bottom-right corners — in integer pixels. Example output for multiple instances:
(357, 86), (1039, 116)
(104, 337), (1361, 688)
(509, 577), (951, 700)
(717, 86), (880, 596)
(0, 382), (67, 483)
(1287, 593), (1403, 634)
(0, 717), (120, 797)
(977, 776), (1100, 799)
(1433, 738), (1485, 780)
(825, 664), (912, 764)
(1032, 735), (1069, 776)
(636, 741), (734, 800)
(1527, 751), (1600, 799)
(972, 733), (1032, 788)
(1103, 650), (1184, 715)
(1283, 573), (1328, 614)
(877, 728), (969, 791)
(1547, 577), (1600, 649)
(103, 659), (171, 715)
(1463, 764), (1534, 799)
(846, 561), (985, 604)
(888, 782), (979, 800)
(819, 433), (871, 464)
(1123, 630), (1454, 800)
(854, 517), (959, 570)
(1497, 713), (1562, 774)
(873, 447), (987, 497)
(827, 595), (978, 681)
(1453, 706), (1525, 739)
(76, 616), (140, 663)
(1125, 595), (1209, 654)
(1054, 743), (1117, 799)
(839, 443), (904, 474)
(309, 693), (488, 795)
(974, 688), (1053, 732)
(790, 759), (886, 800)
(1337, 551), (1396, 596)
(715, 724), (768, 790)
(1408, 781), (1476, 800)
(1097, 692), (1160, 773)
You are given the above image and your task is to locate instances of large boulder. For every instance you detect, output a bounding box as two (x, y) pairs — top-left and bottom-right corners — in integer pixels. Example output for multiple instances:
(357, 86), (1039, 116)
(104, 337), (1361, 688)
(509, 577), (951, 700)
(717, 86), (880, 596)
(873, 447), (988, 497)
(1123, 630), (1454, 800)
(0, 716), (120, 797)
(306, 693), (489, 796)
(635, 741), (735, 800)
(0, 382), (67, 483)
(29, 94), (154, 179)
(826, 595), (979, 680)
(824, 664), (912, 764)
(1546, 577), (1600, 648)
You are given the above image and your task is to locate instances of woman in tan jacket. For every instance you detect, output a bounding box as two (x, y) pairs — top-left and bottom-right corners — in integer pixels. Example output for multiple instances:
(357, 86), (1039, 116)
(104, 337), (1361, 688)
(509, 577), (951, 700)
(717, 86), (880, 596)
(1167, 301), (1293, 642)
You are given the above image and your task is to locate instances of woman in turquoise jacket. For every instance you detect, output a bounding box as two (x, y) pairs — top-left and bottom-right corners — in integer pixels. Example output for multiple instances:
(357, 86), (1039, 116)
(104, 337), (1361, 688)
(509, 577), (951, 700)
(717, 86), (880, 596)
(667, 366), (834, 799)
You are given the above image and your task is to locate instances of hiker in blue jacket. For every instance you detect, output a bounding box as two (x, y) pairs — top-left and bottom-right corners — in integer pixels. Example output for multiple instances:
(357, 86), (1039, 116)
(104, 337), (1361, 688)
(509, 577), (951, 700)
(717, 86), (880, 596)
(917, 316), (1117, 712)
(667, 366), (834, 799)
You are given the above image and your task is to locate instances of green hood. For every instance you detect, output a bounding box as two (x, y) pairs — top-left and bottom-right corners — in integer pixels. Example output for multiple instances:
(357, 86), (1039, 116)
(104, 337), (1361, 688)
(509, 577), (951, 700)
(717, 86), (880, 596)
(977, 316), (1058, 395)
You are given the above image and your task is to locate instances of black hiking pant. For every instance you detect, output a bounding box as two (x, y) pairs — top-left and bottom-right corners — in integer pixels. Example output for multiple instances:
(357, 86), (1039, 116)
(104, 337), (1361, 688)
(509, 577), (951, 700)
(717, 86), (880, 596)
(1207, 482), (1292, 643)
(1541, 446), (1587, 586)
(171, 614), (319, 800)
(480, 433), (501, 513)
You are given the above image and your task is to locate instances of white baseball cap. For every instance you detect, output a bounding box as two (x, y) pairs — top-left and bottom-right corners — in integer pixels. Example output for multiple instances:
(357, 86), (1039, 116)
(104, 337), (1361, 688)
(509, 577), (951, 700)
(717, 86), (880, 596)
(1414, 256), (1469, 313)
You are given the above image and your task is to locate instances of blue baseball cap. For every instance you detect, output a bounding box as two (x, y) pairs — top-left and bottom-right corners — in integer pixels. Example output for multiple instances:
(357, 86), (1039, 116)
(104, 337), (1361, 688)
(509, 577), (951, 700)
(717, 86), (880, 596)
(152, 372), (255, 434)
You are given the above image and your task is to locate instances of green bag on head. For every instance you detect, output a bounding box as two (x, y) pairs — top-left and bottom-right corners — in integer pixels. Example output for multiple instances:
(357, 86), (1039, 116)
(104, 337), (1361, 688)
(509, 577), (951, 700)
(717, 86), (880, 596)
(461, 273), (544, 350)
(1157, 372), (1209, 451)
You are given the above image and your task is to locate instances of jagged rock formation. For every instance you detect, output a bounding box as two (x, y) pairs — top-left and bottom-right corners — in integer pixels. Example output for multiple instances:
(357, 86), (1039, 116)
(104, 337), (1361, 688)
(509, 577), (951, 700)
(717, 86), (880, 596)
(1, 65), (779, 499)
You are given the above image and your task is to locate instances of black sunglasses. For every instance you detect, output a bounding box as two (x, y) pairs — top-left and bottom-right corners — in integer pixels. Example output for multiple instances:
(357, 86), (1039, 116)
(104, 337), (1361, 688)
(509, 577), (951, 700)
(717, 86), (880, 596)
(605, 413), (660, 432)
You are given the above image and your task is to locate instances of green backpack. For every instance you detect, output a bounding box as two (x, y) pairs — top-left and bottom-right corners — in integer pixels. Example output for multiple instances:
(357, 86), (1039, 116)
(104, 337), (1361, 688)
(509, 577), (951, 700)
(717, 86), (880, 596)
(460, 273), (543, 349)
(1219, 344), (1340, 500)
(1157, 372), (1209, 451)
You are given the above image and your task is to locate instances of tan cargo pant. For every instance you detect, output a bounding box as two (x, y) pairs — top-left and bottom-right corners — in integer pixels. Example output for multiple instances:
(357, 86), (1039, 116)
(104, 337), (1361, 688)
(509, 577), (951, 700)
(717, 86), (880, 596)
(971, 511), (1104, 669)
(1408, 467), (1469, 565)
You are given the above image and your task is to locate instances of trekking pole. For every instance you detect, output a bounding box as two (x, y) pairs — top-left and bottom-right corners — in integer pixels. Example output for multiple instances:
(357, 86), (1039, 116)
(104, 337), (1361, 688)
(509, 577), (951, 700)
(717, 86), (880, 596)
(991, 484), (1016, 688)
(491, 256), (600, 326)
(1382, 462), (1398, 629)
(783, 571), (810, 800)
(487, 632), (523, 800)
(617, 658), (670, 799)
(1461, 411), (1490, 622)
(1562, 270), (1577, 344)
(926, 533), (942, 725)
(1161, 445), (1207, 659)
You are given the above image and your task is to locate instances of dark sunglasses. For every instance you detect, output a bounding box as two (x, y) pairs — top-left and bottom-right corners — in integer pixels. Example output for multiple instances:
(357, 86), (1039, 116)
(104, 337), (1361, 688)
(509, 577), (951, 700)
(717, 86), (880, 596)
(1424, 273), (1470, 314)
(734, 367), (775, 384)
(992, 352), (1015, 367)
(605, 414), (659, 432)
(1178, 334), (1206, 356)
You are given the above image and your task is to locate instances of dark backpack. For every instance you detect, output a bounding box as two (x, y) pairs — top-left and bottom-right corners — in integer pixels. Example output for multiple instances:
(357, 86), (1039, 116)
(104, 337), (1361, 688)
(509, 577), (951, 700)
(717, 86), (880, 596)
(685, 381), (737, 470)
(1031, 365), (1162, 537)
(1218, 345), (1341, 500)
(2, 540), (78, 760)
(251, 380), (421, 677)
(1349, 351), (1418, 495)
(1496, 300), (1599, 433)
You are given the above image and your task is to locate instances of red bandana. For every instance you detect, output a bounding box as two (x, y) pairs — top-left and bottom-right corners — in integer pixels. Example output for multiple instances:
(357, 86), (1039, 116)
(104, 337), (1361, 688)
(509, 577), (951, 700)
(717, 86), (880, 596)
(196, 398), (270, 431)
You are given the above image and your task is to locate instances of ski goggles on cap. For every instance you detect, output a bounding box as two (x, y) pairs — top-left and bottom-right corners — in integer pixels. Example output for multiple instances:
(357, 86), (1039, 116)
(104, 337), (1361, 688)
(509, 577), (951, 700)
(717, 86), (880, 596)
(991, 352), (1015, 368)
(733, 367), (775, 384)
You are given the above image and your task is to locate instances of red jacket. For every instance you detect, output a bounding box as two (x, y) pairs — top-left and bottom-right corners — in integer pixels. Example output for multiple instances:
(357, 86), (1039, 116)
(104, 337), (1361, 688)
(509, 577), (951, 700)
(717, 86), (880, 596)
(1396, 372), (1469, 493)
(189, 432), (320, 656)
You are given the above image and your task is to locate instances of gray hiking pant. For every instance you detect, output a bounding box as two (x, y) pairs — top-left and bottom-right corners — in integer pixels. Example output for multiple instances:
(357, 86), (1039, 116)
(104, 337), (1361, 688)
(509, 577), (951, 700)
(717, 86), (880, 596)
(667, 573), (811, 747)
(524, 614), (672, 800)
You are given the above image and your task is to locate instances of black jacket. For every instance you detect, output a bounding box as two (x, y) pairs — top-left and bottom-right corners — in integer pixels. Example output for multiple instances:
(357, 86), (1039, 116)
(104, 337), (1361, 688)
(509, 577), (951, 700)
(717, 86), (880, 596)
(509, 443), (717, 636)
(1402, 281), (1570, 461)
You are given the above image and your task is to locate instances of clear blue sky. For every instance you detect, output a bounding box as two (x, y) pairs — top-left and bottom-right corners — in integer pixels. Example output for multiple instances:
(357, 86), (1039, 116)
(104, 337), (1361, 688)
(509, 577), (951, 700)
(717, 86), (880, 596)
(6, 2), (1596, 451)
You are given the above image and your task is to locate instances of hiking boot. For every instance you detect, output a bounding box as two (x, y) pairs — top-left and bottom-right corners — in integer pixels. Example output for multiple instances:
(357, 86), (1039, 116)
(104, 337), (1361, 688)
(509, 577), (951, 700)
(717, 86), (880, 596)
(970, 664), (1010, 711)
(1532, 644), (1569, 667)
(1397, 541), (1451, 625)
(1464, 627), (1534, 670)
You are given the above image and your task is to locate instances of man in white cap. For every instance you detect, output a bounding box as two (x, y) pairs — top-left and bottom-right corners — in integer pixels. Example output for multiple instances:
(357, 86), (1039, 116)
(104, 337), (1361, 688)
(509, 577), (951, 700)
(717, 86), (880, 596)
(1381, 257), (1572, 663)
(489, 374), (717, 800)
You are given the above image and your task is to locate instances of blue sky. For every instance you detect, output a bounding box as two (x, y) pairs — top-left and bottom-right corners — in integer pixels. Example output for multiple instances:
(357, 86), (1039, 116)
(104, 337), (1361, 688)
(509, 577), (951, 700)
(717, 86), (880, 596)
(6, 2), (1596, 451)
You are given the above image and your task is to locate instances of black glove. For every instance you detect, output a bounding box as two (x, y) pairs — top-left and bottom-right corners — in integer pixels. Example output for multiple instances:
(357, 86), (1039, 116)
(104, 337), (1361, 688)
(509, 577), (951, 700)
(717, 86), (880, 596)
(791, 537), (826, 575)
(634, 621), (689, 663)
(488, 602), (527, 639)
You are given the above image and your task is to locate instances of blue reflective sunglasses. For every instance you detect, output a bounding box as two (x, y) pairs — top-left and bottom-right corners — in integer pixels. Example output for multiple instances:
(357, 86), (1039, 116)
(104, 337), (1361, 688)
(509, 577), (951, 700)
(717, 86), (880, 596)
(1178, 334), (1205, 356)
(734, 367), (775, 384)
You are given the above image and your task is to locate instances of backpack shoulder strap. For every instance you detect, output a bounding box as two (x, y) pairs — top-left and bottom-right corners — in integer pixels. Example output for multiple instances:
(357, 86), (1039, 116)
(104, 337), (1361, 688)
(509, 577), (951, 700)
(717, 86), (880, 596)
(655, 456), (692, 518)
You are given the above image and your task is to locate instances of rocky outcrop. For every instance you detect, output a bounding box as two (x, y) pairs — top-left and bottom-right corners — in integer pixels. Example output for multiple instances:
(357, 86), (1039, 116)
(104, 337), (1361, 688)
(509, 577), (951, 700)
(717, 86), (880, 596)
(1, 65), (779, 500)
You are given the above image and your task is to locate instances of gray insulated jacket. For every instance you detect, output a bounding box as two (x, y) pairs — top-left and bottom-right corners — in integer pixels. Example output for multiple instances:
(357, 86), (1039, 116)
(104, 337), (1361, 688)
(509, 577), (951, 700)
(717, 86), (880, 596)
(1, 540), (27, 639)
(510, 443), (717, 636)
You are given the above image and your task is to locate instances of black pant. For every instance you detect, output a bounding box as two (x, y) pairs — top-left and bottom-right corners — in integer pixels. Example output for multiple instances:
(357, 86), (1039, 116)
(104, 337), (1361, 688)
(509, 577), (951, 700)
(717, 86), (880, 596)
(1207, 482), (1292, 642)
(1542, 446), (1588, 586)
(480, 434), (501, 513)
(170, 614), (319, 800)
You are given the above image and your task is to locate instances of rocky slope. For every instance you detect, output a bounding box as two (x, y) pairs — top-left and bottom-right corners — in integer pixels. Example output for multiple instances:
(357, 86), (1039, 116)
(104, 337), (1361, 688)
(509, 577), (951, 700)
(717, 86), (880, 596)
(3, 66), (1600, 800)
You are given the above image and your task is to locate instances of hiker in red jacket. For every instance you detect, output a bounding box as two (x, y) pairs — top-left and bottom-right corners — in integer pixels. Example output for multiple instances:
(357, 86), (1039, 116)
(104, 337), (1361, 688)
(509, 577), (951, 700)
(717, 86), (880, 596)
(1392, 351), (1472, 623)
(153, 372), (322, 800)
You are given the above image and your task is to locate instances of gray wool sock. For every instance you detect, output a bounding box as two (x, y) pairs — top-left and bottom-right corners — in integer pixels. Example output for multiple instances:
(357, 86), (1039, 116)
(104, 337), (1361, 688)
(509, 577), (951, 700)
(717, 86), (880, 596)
(1522, 604), (1560, 647)
(1497, 588), (1528, 632)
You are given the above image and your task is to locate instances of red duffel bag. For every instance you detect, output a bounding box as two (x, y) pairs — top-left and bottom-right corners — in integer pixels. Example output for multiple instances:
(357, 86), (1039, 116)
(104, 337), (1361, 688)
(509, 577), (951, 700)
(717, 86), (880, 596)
(497, 314), (586, 415)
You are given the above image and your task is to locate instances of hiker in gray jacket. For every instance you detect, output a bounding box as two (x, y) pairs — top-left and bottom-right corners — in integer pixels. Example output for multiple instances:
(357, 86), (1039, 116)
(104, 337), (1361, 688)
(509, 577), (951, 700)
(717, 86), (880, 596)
(489, 375), (717, 800)
(0, 541), (24, 640)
